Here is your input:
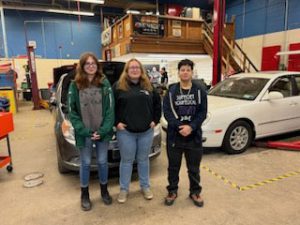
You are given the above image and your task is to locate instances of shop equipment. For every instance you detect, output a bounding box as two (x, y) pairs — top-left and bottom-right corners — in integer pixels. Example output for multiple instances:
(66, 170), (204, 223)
(263, 140), (300, 151)
(0, 112), (14, 172)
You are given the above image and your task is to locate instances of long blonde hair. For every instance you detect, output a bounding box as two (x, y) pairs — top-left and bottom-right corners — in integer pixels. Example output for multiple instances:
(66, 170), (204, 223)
(117, 58), (153, 92)
(75, 52), (104, 90)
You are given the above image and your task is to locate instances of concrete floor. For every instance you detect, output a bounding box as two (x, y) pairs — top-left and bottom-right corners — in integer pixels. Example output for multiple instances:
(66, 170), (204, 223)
(1, 102), (300, 225)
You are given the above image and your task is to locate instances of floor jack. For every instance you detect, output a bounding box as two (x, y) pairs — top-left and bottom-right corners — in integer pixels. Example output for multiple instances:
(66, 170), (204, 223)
(255, 139), (300, 151)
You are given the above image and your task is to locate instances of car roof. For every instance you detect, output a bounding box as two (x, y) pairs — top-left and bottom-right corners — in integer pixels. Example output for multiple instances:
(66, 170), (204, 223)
(231, 71), (300, 79)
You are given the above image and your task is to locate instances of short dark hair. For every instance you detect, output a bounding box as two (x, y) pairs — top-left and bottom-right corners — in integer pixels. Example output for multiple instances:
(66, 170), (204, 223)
(178, 59), (194, 70)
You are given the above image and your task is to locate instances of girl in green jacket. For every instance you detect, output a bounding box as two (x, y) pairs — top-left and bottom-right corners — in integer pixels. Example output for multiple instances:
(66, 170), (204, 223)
(68, 52), (114, 211)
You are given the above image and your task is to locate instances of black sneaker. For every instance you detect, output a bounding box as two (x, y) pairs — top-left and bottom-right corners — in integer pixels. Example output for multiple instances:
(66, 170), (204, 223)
(189, 193), (204, 207)
(164, 193), (177, 206)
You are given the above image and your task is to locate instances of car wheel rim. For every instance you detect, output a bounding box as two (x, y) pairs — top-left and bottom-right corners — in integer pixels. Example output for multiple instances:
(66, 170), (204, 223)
(229, 126), (249, 151)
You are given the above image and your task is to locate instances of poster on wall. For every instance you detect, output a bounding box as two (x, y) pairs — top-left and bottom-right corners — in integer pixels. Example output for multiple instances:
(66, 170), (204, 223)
(172, 20), (181, 28)
(118, 23), (123, 39)
(172, 28), (181, 37)
(144, 64), (160, 75)
(133, 15), (164, 36)
(114, 44), (121, 57)
(172, 20), (182, 37)
(144, 64), (161, 87)
(101, 27), (112, 46)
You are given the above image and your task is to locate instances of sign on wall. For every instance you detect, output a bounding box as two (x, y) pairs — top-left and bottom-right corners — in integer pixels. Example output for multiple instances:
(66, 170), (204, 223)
(133, 15), (164, 36)
(28, 40), (37, 49)
(172, 20), (182, 37)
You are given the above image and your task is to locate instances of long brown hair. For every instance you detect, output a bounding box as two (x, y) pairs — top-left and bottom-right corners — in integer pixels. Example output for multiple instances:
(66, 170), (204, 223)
(75, 52), (104, 90)
(118, 58), (153, 92)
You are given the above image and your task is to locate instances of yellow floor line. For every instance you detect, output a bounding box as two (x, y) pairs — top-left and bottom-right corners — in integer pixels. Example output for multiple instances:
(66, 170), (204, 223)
(201, 165), (300, 191)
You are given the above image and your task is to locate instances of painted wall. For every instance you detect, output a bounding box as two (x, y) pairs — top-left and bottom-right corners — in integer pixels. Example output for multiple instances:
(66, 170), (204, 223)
(9, 58), (78, 89)
(236, 28), (300, 70)
(226, 0), (300, 71)
(0, 9), (102, 59)
(226, 0), (300, 39)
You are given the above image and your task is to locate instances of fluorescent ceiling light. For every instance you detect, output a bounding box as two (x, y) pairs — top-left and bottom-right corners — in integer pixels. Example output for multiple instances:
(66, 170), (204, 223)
(3, 5), (94, 16)
(71, 0), (104, 4)
(126, 10), (140, 14)
(47, 9), (94, 16)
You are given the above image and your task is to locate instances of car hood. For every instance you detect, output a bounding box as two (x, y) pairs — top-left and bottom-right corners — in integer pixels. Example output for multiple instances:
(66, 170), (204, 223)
(207, 95), (250, 112)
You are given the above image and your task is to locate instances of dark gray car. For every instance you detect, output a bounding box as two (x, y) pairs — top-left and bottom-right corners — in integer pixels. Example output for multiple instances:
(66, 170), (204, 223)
(51, 62), (162, 173)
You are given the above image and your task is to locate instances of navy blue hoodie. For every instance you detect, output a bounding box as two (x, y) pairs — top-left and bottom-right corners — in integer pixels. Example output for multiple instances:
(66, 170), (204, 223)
(163, 82), (207, 146)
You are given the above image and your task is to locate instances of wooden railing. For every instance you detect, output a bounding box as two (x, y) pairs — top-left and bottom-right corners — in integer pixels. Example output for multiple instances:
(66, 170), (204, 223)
(102, 14), (206, 57)
(202, 21), (258, 74)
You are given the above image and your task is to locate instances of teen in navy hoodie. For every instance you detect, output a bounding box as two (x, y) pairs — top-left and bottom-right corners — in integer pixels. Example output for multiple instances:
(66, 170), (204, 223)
(163, 59), (207, 207)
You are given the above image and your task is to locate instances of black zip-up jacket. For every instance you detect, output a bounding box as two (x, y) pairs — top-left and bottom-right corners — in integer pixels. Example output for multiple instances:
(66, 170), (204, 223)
(163, 82), (207, 146)
(113, 81), (161, 133)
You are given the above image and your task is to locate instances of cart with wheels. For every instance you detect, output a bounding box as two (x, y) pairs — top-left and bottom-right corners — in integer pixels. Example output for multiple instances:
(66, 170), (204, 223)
(0, 112), (14, 172)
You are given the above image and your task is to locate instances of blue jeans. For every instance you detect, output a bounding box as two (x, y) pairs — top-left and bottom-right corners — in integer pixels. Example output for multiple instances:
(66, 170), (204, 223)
(80, 138), (109, 187)
(117, 128), (154, 191)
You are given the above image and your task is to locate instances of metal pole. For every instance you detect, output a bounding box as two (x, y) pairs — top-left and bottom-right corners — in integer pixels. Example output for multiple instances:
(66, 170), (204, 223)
(6, 135), (13, 166)
(27, 46), (40, 110)
(212, 0), (225, 85)
(282, 0), (289, 69)
(0, 2), (8, 58)
(41, 18), (47, 58)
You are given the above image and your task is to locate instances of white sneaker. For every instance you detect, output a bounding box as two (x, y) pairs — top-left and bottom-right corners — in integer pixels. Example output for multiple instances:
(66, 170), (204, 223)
(117, 190), (128, 203)
(142, 188), (153, 200)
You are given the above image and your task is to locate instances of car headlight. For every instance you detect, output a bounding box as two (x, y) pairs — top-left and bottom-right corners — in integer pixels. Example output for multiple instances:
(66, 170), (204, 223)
(154, 124), (161, 136)
(202, 112), (211, 126)
(61, 119), (76, 145)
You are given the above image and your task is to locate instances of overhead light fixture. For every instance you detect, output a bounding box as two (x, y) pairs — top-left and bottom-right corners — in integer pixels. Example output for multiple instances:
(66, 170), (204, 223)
(47, 9), (94, 16)
(3, 5), (95, 16)
(126, 10), (140, 15)
(71, 0), (104, 4)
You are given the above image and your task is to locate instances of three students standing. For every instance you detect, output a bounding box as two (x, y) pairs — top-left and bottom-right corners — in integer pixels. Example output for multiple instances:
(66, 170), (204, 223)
(68, 53), (206, 210)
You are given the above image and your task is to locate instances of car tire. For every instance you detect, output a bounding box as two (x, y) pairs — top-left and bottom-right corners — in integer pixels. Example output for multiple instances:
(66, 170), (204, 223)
(222, 120), (253, 154)
(56, 141), (69, 174)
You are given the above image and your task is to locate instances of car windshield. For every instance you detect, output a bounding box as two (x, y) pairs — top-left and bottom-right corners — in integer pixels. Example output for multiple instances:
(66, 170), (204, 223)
(209, 77), (269, 100)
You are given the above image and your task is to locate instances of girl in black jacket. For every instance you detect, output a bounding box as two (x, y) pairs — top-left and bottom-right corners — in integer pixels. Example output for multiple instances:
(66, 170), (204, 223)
(113, 58), (161, 203)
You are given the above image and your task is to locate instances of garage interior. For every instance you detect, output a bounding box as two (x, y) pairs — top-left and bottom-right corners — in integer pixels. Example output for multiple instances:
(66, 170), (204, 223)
(1, 1), (300, 225)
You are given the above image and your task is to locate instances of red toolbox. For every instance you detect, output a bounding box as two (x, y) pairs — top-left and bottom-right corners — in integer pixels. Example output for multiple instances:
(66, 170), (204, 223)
(0, 112), (14, 172)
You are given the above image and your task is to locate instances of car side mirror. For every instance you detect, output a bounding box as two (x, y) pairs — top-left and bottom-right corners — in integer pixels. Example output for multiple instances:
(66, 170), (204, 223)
(263, 91), (284, 101)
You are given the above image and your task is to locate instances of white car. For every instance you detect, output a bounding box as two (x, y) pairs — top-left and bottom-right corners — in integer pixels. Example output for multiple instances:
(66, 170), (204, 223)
(161, 71), (300, 154)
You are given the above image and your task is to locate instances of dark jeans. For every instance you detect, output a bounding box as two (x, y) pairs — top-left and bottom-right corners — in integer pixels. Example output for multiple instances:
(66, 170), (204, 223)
(166, 137), (203, 195)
